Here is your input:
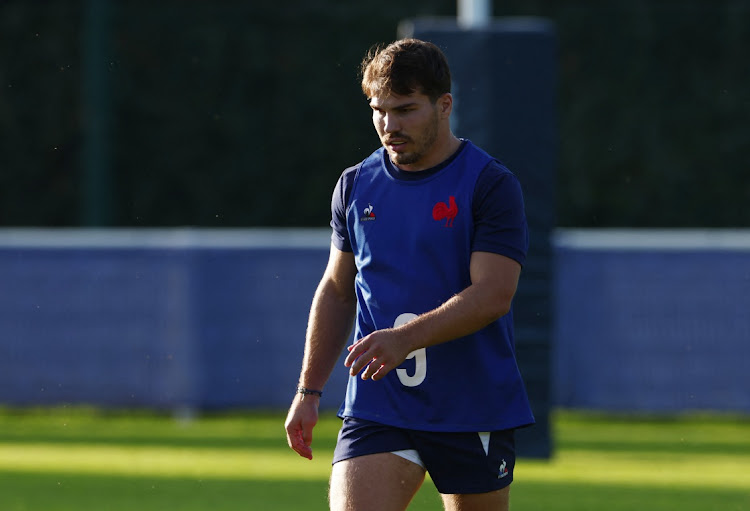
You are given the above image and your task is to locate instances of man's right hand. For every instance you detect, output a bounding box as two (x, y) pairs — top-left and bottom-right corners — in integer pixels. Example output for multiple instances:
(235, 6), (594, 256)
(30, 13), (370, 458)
(284, 393), (320, 460)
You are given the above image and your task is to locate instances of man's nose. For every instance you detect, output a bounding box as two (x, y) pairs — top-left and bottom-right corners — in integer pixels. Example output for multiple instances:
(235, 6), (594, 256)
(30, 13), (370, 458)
(383, 113), (400, 133)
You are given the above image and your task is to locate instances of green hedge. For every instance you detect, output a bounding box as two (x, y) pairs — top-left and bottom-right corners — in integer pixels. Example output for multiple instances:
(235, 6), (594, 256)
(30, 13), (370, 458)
(1, 1), (747, 227)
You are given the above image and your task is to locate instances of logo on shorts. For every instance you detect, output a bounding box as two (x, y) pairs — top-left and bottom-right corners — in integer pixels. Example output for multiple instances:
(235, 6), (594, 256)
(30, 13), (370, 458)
(498, 459), (508, 479)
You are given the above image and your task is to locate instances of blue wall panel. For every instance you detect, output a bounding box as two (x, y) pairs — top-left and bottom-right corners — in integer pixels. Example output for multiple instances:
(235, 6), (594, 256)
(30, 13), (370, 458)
(0, 230), (351, 411)
(0, 248), (191, 407)
(188, 248), (348, 410)
(553, 232), (750, 413)
(1, 229), (749, 414)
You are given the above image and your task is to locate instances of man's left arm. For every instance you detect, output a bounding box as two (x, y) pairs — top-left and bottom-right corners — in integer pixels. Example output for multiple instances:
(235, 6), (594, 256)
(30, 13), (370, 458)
(345, 250), (521, 381)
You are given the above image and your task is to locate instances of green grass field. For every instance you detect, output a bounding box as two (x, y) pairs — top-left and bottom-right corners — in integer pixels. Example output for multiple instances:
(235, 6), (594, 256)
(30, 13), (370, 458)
(0, 408), (748, 511)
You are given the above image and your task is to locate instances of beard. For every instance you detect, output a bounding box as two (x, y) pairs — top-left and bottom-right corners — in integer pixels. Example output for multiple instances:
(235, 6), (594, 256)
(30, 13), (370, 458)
(385, 109), (440, 167)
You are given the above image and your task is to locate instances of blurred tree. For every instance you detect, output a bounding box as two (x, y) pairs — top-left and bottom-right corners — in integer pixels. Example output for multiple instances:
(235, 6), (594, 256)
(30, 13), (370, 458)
(0, 2), (83, 226)
(0, 0), (748, 227)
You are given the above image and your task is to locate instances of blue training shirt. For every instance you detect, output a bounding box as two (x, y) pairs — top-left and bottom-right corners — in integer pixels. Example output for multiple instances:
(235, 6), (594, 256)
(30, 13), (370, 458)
(331, 140), (535, 432)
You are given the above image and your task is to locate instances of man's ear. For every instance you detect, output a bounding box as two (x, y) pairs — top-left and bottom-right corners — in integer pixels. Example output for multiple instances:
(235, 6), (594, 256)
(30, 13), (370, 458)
(438, 93), (453, 118)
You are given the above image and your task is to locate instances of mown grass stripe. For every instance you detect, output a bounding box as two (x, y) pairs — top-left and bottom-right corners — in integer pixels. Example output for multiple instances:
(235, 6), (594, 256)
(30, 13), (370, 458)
(0, 444), (333, 481)
(521, 450), (750, 490)
(1, 442), (749, 491)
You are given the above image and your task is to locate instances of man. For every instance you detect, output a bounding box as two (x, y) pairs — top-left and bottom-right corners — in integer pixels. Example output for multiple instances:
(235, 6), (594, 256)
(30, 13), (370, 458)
(285, 38), (534, 511)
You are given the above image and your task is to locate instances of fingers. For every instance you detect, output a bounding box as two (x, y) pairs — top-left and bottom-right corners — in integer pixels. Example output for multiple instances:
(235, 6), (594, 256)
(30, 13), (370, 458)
(344, 339), (364, 367)
(286, 425), (313, 460)
(368, 363), (390, 381)
(295, 429), (314, 460)
(345, 339), (375, 378)
(359, 360), (384, 381)
(285, 398), (318, 460)
(345, 336), (393, 381)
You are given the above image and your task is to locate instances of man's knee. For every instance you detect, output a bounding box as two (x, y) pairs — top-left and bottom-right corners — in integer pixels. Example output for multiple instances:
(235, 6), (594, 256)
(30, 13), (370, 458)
(441, 485), (511, 511)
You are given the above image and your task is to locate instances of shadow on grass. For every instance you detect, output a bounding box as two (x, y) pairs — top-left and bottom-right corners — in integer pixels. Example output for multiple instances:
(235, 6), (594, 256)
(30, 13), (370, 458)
(512, 480), (750, 511)
(0, 471), (329, 511)
(1, 471), (748, 511)
(0, 471), (443, 511)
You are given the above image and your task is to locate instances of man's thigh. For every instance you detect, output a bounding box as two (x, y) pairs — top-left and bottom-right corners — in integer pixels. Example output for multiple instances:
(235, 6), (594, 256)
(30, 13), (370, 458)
(329, 452), (426, 511)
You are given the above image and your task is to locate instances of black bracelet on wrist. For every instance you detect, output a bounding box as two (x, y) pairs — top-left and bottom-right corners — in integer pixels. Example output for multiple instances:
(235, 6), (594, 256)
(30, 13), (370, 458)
(297, 386), (323, 398)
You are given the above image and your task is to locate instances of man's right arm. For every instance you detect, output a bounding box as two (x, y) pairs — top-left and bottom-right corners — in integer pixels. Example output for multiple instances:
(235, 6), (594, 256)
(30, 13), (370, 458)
(284, 244), (357, 459)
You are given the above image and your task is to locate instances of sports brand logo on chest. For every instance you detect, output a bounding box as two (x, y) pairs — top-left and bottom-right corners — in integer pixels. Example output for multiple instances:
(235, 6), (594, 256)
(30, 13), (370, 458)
(359, 203), (376, 222)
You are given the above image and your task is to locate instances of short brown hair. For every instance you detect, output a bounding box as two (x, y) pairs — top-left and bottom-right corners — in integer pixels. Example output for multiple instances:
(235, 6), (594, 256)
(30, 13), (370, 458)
(360, 38), (452, 103)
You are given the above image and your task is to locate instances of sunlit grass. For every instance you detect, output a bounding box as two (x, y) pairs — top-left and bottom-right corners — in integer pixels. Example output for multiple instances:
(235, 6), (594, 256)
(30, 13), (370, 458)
(0, 408), (748, 510)
(0, 443), (333, 480)
(1, 443), (747, 490)
(521, 449), (750, 490)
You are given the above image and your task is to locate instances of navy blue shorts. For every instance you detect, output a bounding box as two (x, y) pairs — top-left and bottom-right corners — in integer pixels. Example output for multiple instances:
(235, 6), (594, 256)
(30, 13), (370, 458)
(332, 417), (516, 495)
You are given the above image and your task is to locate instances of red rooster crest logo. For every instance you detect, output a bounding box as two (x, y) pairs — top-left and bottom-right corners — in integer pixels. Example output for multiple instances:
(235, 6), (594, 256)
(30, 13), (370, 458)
(432, 195), (458, 227)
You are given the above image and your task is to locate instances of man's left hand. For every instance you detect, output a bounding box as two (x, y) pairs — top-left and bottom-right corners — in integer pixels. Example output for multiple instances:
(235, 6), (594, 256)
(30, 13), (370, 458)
(344, 329), (415, 381)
